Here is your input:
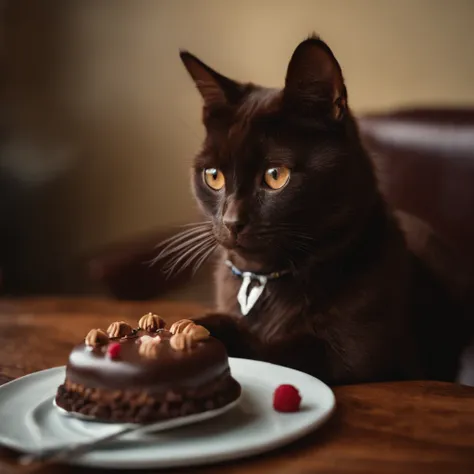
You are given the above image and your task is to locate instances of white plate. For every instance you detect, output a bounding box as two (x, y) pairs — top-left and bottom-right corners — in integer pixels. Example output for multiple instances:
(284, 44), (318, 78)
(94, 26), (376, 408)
(0, 358), (335, 469)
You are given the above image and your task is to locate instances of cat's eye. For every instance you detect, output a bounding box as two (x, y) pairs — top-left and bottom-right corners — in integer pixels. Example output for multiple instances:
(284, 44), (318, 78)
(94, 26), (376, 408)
(203, 168), (225, 190)
(263, 166), (290, 190)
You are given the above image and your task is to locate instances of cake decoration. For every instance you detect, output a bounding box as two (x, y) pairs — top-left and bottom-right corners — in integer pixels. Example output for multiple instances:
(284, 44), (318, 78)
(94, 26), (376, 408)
(182, 323), (210, 341)
(169, 333), (195, 351)
(107, 342), (122, 359)
(138, 337), (161, 359)
(273, 384), (302, 412)
(170, 319), (194, 334)
(138, 313), (165, 332)
(107, 321), (133, 338)
(138, 334), (155, 344)
(55, 313), (242, 423)
(85, 328), (109, 347)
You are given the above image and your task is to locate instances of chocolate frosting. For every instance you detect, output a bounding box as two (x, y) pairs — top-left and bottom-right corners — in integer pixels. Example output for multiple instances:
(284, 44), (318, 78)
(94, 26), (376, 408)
(66, 330), (230, 392)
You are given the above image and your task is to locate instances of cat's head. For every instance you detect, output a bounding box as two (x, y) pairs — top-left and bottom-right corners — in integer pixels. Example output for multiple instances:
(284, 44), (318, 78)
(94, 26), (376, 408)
(180, 36), (378, 271)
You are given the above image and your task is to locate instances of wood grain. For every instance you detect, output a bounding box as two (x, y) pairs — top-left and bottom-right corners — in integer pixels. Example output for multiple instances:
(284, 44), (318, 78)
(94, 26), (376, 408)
(0, 298), (473, 474)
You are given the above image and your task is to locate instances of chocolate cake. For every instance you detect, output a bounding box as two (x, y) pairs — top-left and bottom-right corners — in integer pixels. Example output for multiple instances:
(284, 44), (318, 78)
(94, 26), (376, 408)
(55, 314), (241, 423)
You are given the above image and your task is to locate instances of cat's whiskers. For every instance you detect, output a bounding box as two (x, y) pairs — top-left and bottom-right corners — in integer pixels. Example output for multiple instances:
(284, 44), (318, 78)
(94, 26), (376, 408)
(178, 221), (213, 228)
(153, 224), (210, 251)
(157, 232), (212, 260)
(285, 232), (316, 243)
(252, 226), (318, 263)
(191, 243), (218, 276)
(162, 236), (215, 278)
(150, 223), (214, 273)
(247, 226), (317, 251)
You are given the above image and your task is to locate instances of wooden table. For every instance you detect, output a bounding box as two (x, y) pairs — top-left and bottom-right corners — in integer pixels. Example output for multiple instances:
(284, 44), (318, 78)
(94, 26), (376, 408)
(0, 298), (473, 474)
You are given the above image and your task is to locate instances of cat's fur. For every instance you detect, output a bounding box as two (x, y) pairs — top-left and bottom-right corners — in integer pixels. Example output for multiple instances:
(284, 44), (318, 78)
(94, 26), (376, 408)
(179, 36), (471, 385)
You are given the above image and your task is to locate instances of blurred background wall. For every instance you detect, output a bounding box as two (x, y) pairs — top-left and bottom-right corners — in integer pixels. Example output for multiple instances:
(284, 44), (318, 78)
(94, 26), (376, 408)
(1, 0), (473, 295)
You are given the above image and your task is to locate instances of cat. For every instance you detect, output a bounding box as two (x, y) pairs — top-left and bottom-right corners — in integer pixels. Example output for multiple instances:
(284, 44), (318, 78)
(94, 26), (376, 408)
(171, 35), (471, 385)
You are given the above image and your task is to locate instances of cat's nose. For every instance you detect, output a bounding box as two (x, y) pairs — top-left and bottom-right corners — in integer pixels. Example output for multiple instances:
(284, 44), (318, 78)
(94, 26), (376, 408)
(223, 218), (245, 236)
(223, 197), (246, 236)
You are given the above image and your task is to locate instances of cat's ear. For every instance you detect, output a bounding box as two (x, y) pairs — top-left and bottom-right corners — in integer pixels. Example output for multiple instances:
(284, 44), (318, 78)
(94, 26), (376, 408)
(180, 51), (245, 110)
(283, 36), (347, 120)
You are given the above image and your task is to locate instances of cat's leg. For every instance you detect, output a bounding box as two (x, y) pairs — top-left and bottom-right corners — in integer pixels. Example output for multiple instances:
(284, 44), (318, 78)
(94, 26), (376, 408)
(193, 315), (377, 384)
(258, 334), (355, 384)
(192, 313), (259, 359)
(193, 314), (342, 382)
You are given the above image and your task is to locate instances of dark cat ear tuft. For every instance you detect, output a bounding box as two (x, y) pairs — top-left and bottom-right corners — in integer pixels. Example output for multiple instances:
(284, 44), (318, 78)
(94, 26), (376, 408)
(284, 36), (347, 120)
(180, 51), (244, 110)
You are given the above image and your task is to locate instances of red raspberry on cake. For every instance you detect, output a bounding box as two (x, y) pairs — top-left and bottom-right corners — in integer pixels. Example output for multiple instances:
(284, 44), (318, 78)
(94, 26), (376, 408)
(107, 342), (121, 359)
(273, 384), (302, 412)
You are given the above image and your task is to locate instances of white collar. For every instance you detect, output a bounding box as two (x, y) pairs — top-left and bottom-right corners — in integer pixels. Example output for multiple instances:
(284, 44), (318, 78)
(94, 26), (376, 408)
(224, 260), (291, 316)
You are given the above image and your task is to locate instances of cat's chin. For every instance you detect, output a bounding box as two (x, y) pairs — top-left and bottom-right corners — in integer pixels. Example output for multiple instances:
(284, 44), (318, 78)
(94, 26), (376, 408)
(221, 243), (259, 257)
(219, 241), (257, 256)
(221, 246), (284, 274)
(218, 237), (251, 252)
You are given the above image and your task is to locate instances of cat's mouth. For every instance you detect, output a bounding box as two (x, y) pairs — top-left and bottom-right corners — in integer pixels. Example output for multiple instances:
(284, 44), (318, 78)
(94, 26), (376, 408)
(217, 234), (262, 255)
(214, 224), (269, 255)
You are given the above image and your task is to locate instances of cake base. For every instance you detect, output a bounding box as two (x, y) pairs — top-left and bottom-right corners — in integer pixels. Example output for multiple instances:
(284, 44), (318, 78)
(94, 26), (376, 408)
(55, 371), (241, 423)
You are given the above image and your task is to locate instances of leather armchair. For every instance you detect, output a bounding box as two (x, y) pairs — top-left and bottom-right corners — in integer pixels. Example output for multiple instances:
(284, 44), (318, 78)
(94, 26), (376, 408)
(88, 108), (474, 302)
(359, 108), (474, 260)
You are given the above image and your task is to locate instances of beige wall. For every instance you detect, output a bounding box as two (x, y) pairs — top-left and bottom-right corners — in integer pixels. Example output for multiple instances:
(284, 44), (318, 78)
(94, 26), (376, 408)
(4, 0), (474, 289)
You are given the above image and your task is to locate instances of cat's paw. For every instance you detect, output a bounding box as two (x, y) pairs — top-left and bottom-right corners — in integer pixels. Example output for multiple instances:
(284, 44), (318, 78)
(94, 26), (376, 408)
(191, 313), (254, 358)
(191, 313), (237, 340)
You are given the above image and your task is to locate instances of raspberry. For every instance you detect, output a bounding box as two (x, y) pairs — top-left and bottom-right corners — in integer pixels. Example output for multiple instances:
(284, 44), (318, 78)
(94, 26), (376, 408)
(273, 384), (302, 412)
(107, 342), (121, 359)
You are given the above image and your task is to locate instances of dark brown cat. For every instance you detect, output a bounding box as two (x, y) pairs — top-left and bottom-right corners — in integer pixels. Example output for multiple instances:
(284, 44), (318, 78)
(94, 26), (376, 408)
(174, 36), (470, 385)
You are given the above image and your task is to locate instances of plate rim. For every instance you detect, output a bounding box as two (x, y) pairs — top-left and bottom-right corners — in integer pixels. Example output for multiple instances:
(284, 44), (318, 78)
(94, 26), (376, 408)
(0, 358), (336, 469)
